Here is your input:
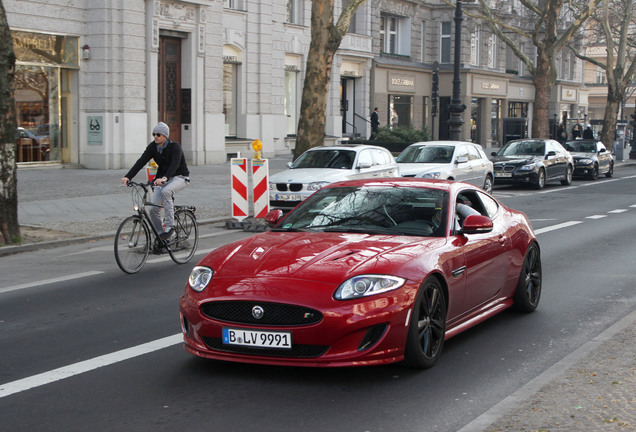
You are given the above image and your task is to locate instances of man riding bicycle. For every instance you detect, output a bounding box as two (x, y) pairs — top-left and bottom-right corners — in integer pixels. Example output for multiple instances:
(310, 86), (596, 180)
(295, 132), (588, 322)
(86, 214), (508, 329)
(121, 122), (190, 245)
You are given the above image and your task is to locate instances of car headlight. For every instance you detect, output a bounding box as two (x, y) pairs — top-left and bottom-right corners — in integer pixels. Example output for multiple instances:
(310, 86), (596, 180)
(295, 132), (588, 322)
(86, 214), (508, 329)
(188, 266), (213, 292)
(334, 275), (406, 300)
(307, 181), (330, 191)
(419, 172), (441, 179)
(518, 164), (536, 171)
(577, 158), (593, 165)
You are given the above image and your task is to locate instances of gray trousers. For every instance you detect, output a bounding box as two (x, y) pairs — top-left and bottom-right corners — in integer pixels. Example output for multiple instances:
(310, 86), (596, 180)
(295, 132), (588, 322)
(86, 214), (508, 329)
(149, 176), (187, 233)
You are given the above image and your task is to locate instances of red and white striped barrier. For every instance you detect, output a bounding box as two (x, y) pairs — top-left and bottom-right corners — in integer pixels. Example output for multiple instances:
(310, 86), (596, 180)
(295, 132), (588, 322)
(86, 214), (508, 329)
(230, 158), (248, 221)
(252, 159), (269, 218)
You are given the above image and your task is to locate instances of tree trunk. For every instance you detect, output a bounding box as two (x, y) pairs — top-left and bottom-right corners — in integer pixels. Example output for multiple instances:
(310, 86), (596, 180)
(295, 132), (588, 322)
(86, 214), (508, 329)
(532, 53), (553, 139)
(601, 86), (623, 148)
(294, 0), (342, 160)
(0, 0), (20, 245)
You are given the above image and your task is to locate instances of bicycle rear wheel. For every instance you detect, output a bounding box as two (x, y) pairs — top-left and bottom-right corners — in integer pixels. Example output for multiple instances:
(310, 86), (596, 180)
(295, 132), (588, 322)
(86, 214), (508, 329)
(168, 210), (199, 264)
(115, 216), (150, 274)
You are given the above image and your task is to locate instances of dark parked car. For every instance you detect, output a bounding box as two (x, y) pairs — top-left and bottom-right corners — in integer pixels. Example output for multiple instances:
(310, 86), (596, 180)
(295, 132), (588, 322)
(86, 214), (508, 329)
(180, 178), (541, 369)
(491, 139), (573, 189)
(16, 127), (50, 162)
(565, 139), (614, 179)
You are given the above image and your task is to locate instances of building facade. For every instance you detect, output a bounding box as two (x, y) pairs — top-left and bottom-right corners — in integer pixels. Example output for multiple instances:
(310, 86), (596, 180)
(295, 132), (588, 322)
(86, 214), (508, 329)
(8, 0), (591, 168)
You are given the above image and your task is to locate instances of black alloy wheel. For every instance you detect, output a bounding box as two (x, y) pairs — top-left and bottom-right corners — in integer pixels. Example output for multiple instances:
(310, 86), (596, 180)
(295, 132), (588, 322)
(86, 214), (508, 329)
(404, 277), (446, 369)
(535, 168), (546, 190)
(590, 164), (599, 180)
(513, 242), (542, 312)
(605, 162), (614, 178)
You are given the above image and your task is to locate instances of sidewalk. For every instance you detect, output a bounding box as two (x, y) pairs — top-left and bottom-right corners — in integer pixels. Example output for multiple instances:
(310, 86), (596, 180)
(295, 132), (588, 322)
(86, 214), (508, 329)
(3, 152), (636, 432)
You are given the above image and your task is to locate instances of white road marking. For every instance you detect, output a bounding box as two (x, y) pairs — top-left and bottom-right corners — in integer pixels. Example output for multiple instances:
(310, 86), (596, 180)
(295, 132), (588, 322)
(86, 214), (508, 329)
(586, 215), (607, 219)
(608, 209), (628, 214)
(0, 334), (182, 399)
(534, 221), (583, 235)
(0, 271), (104, 295)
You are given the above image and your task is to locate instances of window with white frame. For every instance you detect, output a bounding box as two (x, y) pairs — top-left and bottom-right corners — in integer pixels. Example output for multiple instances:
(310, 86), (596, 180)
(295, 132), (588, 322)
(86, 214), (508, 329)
(380, 14), (410, 55)
(286, 0), (303, 25)
(470, 27), (480, 66)
(595, 66), (606, 84)
(420, 20), (426, 63)
(441, 21), (452, 63)
(285, 68), (299, 135)
(487, 34), (497, 68)
(223, 0), (243, 10)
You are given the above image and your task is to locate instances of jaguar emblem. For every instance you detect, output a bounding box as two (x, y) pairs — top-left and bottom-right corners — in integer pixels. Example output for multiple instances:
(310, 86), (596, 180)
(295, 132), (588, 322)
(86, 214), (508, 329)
(252, 305), (264, 320)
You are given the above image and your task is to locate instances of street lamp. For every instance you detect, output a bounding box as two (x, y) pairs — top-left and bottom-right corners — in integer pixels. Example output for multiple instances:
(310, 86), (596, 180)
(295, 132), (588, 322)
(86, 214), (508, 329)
(630, 109), (636, 160)
(448, 0), (467, 141)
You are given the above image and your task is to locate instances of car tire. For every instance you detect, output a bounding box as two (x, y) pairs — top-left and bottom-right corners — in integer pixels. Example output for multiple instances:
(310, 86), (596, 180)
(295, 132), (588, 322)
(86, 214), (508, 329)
(404, 277), (446, 369)
(605, 162), (614, 178)
(483, 174), (493, 193)
(590, 164), (598, 180)
(560, 165), (573, 185)
(534, 169), (545, 190)
(513, 242), (542, 313)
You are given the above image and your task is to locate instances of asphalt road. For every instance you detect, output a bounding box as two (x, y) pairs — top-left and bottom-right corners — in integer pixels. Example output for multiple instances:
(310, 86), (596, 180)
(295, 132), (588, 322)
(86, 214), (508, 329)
(1, 168), (635, 432)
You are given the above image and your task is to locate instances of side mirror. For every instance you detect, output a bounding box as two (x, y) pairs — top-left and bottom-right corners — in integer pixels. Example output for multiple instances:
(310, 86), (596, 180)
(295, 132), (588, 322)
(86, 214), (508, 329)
(357, 162), (373, 169)
(287, 162), (293, 168)
(491, 151), (498, 157)
(545, 150), (557, 159)
(455, 156), (468, 164)
(264, 209), (285, 226)
(598, 148), (606, 154)
(461, 214), (493, 234)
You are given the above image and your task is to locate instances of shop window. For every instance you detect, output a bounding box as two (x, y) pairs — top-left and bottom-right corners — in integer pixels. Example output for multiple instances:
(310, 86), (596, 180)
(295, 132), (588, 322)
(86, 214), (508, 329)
(389, 94), (413, 129)
(491, 99), (502, 144)
(223, 63), (237, 137)
(15, 65), (60, 162)
(285, 69), (298, 136)
(508, 102), (528, 118)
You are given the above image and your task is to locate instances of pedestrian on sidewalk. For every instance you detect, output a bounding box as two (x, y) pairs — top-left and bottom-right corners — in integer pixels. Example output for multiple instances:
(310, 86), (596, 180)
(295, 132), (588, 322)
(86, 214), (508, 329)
(370, 107), (380, 139)
(120, 122), (190, 241)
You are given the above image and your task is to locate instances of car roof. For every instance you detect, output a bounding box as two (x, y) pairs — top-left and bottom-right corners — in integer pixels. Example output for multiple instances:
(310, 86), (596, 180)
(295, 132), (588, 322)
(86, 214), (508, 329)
(308, 144), (390, 152)
(325, 176), (467, 192)
(407, 141), (478, 148)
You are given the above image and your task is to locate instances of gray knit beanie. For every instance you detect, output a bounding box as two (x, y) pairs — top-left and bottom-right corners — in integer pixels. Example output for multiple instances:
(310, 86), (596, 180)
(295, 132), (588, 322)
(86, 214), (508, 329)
(153, 122), (170, 138)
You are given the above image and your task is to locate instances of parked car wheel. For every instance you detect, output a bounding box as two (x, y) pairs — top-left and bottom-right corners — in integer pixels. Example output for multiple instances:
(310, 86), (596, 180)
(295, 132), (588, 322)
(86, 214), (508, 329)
(535, 168), (546, 190)
(560, 165), (573, 185)
(605, 162), (614, 178)
(483, 174), (493, 193)
(590, 164), (598, 180)
(404, 277), (446, 369)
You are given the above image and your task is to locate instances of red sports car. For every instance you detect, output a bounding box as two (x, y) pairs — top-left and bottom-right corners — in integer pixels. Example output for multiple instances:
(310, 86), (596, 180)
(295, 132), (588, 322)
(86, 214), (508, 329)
(180, 178), (541, 368)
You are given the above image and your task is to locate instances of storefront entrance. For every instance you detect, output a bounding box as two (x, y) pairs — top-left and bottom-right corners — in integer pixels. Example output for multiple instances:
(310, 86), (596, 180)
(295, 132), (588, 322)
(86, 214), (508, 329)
(158, 36), (182, 144)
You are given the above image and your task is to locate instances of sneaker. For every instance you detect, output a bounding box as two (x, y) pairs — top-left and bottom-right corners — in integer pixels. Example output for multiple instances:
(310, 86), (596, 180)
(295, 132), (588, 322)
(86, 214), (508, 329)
(160, 227), (175, 241)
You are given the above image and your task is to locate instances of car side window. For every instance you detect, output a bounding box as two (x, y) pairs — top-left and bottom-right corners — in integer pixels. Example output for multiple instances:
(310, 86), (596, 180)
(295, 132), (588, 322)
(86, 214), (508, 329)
(455, 145), (469, 161)
(358, 149), (374, 167)
(475, 191), (499, 218)
(372, 149), (391, 166)
(467, 145), (481, 161)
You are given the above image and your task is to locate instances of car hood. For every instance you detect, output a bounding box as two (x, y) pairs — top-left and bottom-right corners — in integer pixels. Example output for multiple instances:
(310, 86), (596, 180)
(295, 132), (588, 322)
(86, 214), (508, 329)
(491, 155), (542, 165)
(200, 231), (445, 284)
(570, 152), (595, 159)
(398, 162), (449, 177)
(269, 168), (354, 184)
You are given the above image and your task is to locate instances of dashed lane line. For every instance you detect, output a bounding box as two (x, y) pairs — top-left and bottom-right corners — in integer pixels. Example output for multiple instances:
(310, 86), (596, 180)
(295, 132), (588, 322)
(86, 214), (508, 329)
(0, 271), (104, 295)
(0, 334), (182, 399)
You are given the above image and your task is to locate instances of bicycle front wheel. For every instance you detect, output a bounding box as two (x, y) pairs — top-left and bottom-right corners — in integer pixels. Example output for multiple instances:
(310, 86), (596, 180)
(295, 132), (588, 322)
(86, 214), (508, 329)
(114, 216), (150, 274)
(168, 210), (199, 264)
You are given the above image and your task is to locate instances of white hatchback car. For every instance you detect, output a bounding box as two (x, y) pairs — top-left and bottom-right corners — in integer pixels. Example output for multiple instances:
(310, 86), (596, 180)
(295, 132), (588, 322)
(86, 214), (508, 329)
(396, 141), (494, 193)
(269, 144), (399, 211)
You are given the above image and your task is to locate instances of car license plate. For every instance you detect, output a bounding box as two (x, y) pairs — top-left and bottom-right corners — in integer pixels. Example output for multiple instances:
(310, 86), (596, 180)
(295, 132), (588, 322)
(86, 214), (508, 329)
(276, 194), (302, 201)
(223, 328), (292, 349)
(495, 172), (512, 178)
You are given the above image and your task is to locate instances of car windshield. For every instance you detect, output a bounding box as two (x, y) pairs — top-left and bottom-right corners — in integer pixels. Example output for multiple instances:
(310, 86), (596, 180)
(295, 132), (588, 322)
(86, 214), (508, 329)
(498, 141), (545, 156)
(291, 150), (356, 169)
(565, 141), (596, 153)
(396, 145), (454, 164)
(274, 185), (449, 237)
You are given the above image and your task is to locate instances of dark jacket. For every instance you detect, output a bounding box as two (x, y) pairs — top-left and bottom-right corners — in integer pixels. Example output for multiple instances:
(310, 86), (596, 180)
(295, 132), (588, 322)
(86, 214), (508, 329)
(125, 139), (189, 181)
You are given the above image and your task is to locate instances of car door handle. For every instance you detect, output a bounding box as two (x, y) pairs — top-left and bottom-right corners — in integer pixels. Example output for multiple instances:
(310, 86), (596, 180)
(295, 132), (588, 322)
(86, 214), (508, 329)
(498, 235), (506, 246)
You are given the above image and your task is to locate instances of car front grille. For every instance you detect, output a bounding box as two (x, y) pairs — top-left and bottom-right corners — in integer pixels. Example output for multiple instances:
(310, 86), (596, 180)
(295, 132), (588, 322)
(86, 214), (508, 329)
(202, 337), (329, 358)
(275, 183), (303, 192)
(200, 301), (323, 326)
(494, 165), (516, 173)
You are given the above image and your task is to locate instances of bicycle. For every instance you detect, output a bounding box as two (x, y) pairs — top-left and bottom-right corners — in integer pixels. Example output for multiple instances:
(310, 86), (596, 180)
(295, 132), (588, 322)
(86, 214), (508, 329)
(114, 180), (199, 274)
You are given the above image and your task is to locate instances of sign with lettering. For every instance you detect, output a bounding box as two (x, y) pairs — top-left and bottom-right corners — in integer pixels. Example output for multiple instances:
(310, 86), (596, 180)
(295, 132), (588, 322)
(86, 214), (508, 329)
(388, 73), (416, 92)
(12, 31), (79, 68)
(472, 76), (507, 96)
